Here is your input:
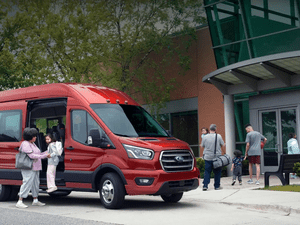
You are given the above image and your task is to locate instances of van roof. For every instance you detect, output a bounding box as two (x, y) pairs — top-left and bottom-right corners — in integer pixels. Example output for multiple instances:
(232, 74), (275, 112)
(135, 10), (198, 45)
(0, 83), (139, 105)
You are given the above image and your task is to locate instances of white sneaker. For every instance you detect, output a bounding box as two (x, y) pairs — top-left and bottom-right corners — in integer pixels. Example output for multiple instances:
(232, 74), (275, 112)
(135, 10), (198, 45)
(247, 179), (254, 184)
(32, 201), (46, 206)
(255, 180), (260, 185)
(16, 201), (28, 208)
(46, 186), (58, 193)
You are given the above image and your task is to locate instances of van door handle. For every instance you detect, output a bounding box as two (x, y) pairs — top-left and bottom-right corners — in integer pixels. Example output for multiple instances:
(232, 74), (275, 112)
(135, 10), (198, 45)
(66, 146), (74, 150)
(14, 147), (19, 151)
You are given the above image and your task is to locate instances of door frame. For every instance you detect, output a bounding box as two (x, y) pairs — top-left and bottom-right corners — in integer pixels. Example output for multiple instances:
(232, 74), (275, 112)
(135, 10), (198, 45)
(259, 106), (298, 173)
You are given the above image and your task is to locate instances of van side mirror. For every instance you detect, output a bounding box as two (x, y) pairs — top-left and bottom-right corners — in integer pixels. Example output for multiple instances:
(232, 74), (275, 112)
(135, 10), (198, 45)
(88, 129), (113, 149)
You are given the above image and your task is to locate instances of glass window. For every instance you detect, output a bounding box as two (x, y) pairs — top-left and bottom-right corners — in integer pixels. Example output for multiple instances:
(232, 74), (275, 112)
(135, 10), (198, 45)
(262, 111), (278, 166)
(157, 114), (170, 131)
(71, 110), (108, 146)
(72, 110), (87, 144)
(0, 110), (22, 142)
(171, 111), (199, 156)
(252, 28), (300, 57)
(281, 109), (296, 154)
(250, 0), (298, 37)
(206, 1), (245, 46)
(205, 0), (300, 67)
(91, 104), (169, 137)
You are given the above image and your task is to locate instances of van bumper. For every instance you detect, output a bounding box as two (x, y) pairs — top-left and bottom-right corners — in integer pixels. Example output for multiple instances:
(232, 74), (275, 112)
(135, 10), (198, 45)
(153, 178), (199, 195)
(123, 167), (200, 195)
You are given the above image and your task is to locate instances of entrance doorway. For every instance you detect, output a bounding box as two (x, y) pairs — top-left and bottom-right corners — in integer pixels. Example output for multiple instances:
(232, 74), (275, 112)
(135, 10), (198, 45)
(260, 108), (297, 173)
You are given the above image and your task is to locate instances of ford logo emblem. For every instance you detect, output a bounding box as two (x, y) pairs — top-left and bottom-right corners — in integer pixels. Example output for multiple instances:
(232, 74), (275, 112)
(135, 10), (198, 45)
(175, 156), (184, 163)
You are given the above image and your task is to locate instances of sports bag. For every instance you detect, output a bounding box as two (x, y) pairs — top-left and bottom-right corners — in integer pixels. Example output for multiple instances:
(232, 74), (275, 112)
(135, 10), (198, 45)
(213, 154), (231, 169)
(212, 133), (231, 169)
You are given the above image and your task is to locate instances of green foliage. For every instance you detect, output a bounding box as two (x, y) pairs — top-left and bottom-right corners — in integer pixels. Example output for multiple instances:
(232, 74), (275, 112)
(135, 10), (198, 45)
(293, 162), (300, 177)
(263, 185), (300, 192)
(197, 157), (205, 178)
(0, 0), (206, 111)
(242, 159), (249, 175)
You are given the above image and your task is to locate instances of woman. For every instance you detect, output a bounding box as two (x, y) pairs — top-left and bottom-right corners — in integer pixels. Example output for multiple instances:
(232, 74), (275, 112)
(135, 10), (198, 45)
(16, 128), (51, 208)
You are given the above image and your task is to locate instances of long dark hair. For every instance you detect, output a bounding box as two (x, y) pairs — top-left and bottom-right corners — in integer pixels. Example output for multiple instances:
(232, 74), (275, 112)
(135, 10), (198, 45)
(45, 133), (56, 143)
(289, 133), (296, 139)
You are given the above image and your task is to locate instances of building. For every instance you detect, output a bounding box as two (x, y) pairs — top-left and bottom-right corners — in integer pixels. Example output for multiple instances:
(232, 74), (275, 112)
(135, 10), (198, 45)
(144, 0), (300, 175)
(142, 25), (224, 159)
(203, 0), (300, 173)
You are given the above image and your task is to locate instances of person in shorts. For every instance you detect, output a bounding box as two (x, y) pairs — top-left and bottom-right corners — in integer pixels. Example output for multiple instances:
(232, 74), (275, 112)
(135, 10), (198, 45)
(244, 124), (267, 185)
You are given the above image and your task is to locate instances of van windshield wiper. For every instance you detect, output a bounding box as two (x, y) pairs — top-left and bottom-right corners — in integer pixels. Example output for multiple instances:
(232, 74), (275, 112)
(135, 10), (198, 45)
(114, 133), (134, 137)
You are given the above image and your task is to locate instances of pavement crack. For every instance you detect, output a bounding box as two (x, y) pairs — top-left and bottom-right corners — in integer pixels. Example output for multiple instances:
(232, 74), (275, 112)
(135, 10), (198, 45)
(221, 189), (240, 201)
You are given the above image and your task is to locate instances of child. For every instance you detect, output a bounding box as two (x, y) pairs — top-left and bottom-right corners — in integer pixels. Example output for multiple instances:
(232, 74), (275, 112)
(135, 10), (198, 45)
(231, 150), (243, 185)
(201, 127), (209, 139)
(45, 133), (63, 193)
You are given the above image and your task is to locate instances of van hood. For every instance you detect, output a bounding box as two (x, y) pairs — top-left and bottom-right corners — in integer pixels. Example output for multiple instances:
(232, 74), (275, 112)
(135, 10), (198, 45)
(118, 137), (190, 151)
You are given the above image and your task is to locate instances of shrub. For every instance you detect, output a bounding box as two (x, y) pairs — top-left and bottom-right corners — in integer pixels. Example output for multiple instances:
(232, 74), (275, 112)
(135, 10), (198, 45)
(196, 158), (205, 178)
(293, 162), (300, 177)
(242, 159), (249, 175)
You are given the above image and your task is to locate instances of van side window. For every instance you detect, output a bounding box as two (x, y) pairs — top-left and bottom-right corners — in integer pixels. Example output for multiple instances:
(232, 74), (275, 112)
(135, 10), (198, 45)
(71, 110), (103, 145)
(0, 110), (22, 142)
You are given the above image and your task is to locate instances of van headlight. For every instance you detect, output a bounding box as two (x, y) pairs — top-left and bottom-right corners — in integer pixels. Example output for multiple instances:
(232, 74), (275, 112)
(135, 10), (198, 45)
(123, 144), (154, 160)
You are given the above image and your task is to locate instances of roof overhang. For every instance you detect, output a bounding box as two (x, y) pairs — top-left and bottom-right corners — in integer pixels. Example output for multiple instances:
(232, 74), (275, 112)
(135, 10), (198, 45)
(202, 51), (300, 95)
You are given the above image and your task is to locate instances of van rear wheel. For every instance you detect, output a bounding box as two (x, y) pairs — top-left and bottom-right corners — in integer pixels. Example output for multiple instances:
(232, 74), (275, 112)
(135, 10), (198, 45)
(0, 185), (12, 201)
(99, 173), (125, 209)
(8, 186), (20, 201)
(161, 192), (183, 203)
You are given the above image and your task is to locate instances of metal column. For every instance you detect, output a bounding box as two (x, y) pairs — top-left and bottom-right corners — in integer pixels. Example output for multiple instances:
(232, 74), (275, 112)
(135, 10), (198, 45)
(224, 94), (235, 176)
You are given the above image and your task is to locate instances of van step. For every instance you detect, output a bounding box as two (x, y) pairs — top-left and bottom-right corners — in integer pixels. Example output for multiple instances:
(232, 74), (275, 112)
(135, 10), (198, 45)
(40, 178), (65, 186)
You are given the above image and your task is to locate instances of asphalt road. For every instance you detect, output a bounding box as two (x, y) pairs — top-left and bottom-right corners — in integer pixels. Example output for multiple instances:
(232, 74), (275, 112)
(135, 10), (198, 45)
(0, 191), (300, 225)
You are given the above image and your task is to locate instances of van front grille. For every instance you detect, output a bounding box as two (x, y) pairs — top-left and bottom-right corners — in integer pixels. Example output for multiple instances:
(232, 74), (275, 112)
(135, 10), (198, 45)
(160, 150), (194, 172)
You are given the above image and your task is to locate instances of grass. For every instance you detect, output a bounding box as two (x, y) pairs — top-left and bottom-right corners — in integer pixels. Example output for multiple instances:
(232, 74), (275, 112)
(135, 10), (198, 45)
(263, 185), (300, 192)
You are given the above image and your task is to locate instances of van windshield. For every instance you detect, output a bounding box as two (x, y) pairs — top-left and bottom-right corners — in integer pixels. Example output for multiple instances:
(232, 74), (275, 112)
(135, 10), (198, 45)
(90, 104), (169, 137)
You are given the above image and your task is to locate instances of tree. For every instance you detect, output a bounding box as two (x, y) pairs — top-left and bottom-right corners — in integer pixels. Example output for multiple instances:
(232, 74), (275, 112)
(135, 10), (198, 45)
(0, 3), (36, 91)
(1, 0), (205, 111)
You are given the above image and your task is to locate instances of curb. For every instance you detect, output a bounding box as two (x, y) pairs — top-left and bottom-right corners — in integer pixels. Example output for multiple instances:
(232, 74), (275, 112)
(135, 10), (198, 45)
(220, 201), (300, 215)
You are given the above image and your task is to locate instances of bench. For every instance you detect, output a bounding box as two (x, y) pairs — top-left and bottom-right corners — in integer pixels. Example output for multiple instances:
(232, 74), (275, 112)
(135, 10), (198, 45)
(264, 154), (300, 187)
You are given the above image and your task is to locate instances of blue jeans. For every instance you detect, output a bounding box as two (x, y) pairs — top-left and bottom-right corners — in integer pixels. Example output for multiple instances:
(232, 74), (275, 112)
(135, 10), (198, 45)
(203, 160), (222, 189)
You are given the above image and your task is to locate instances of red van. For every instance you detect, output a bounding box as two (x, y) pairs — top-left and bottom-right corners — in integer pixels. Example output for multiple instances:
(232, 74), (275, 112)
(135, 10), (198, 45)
(0, 83), (200, 209)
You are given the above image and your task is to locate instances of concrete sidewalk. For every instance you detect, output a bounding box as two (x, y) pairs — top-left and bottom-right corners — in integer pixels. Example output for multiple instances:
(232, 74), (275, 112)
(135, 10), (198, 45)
(184, 175), (300, 215)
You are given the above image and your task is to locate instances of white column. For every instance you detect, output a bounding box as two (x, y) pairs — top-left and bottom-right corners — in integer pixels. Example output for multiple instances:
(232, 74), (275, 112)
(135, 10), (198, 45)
(224, 94), (235, 176)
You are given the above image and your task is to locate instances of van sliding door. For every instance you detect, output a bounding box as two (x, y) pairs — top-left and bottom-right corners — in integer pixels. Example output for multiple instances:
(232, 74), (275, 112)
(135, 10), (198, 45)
(0, 100), (27, 173)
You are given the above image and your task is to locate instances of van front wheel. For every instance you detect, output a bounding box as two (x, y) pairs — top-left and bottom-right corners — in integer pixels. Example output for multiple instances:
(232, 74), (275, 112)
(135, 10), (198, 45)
(161, 192), (183, 203)
(99, 173), (125, 209)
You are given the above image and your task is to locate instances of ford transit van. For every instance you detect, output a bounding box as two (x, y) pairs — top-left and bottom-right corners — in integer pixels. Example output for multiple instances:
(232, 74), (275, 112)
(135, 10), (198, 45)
(0, 83), (200, 209)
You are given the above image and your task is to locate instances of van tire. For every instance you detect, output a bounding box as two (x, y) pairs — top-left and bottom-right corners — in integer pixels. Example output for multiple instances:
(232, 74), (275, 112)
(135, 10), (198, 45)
(99, 172), (125, 209)
(0, 185), (12, 201)
(161, 192), (183, 203)
(8, 186), (20, 201)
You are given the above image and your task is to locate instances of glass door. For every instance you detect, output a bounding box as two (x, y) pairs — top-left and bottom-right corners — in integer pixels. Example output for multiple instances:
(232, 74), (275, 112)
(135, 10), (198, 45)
(260, 108), (297, 173)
